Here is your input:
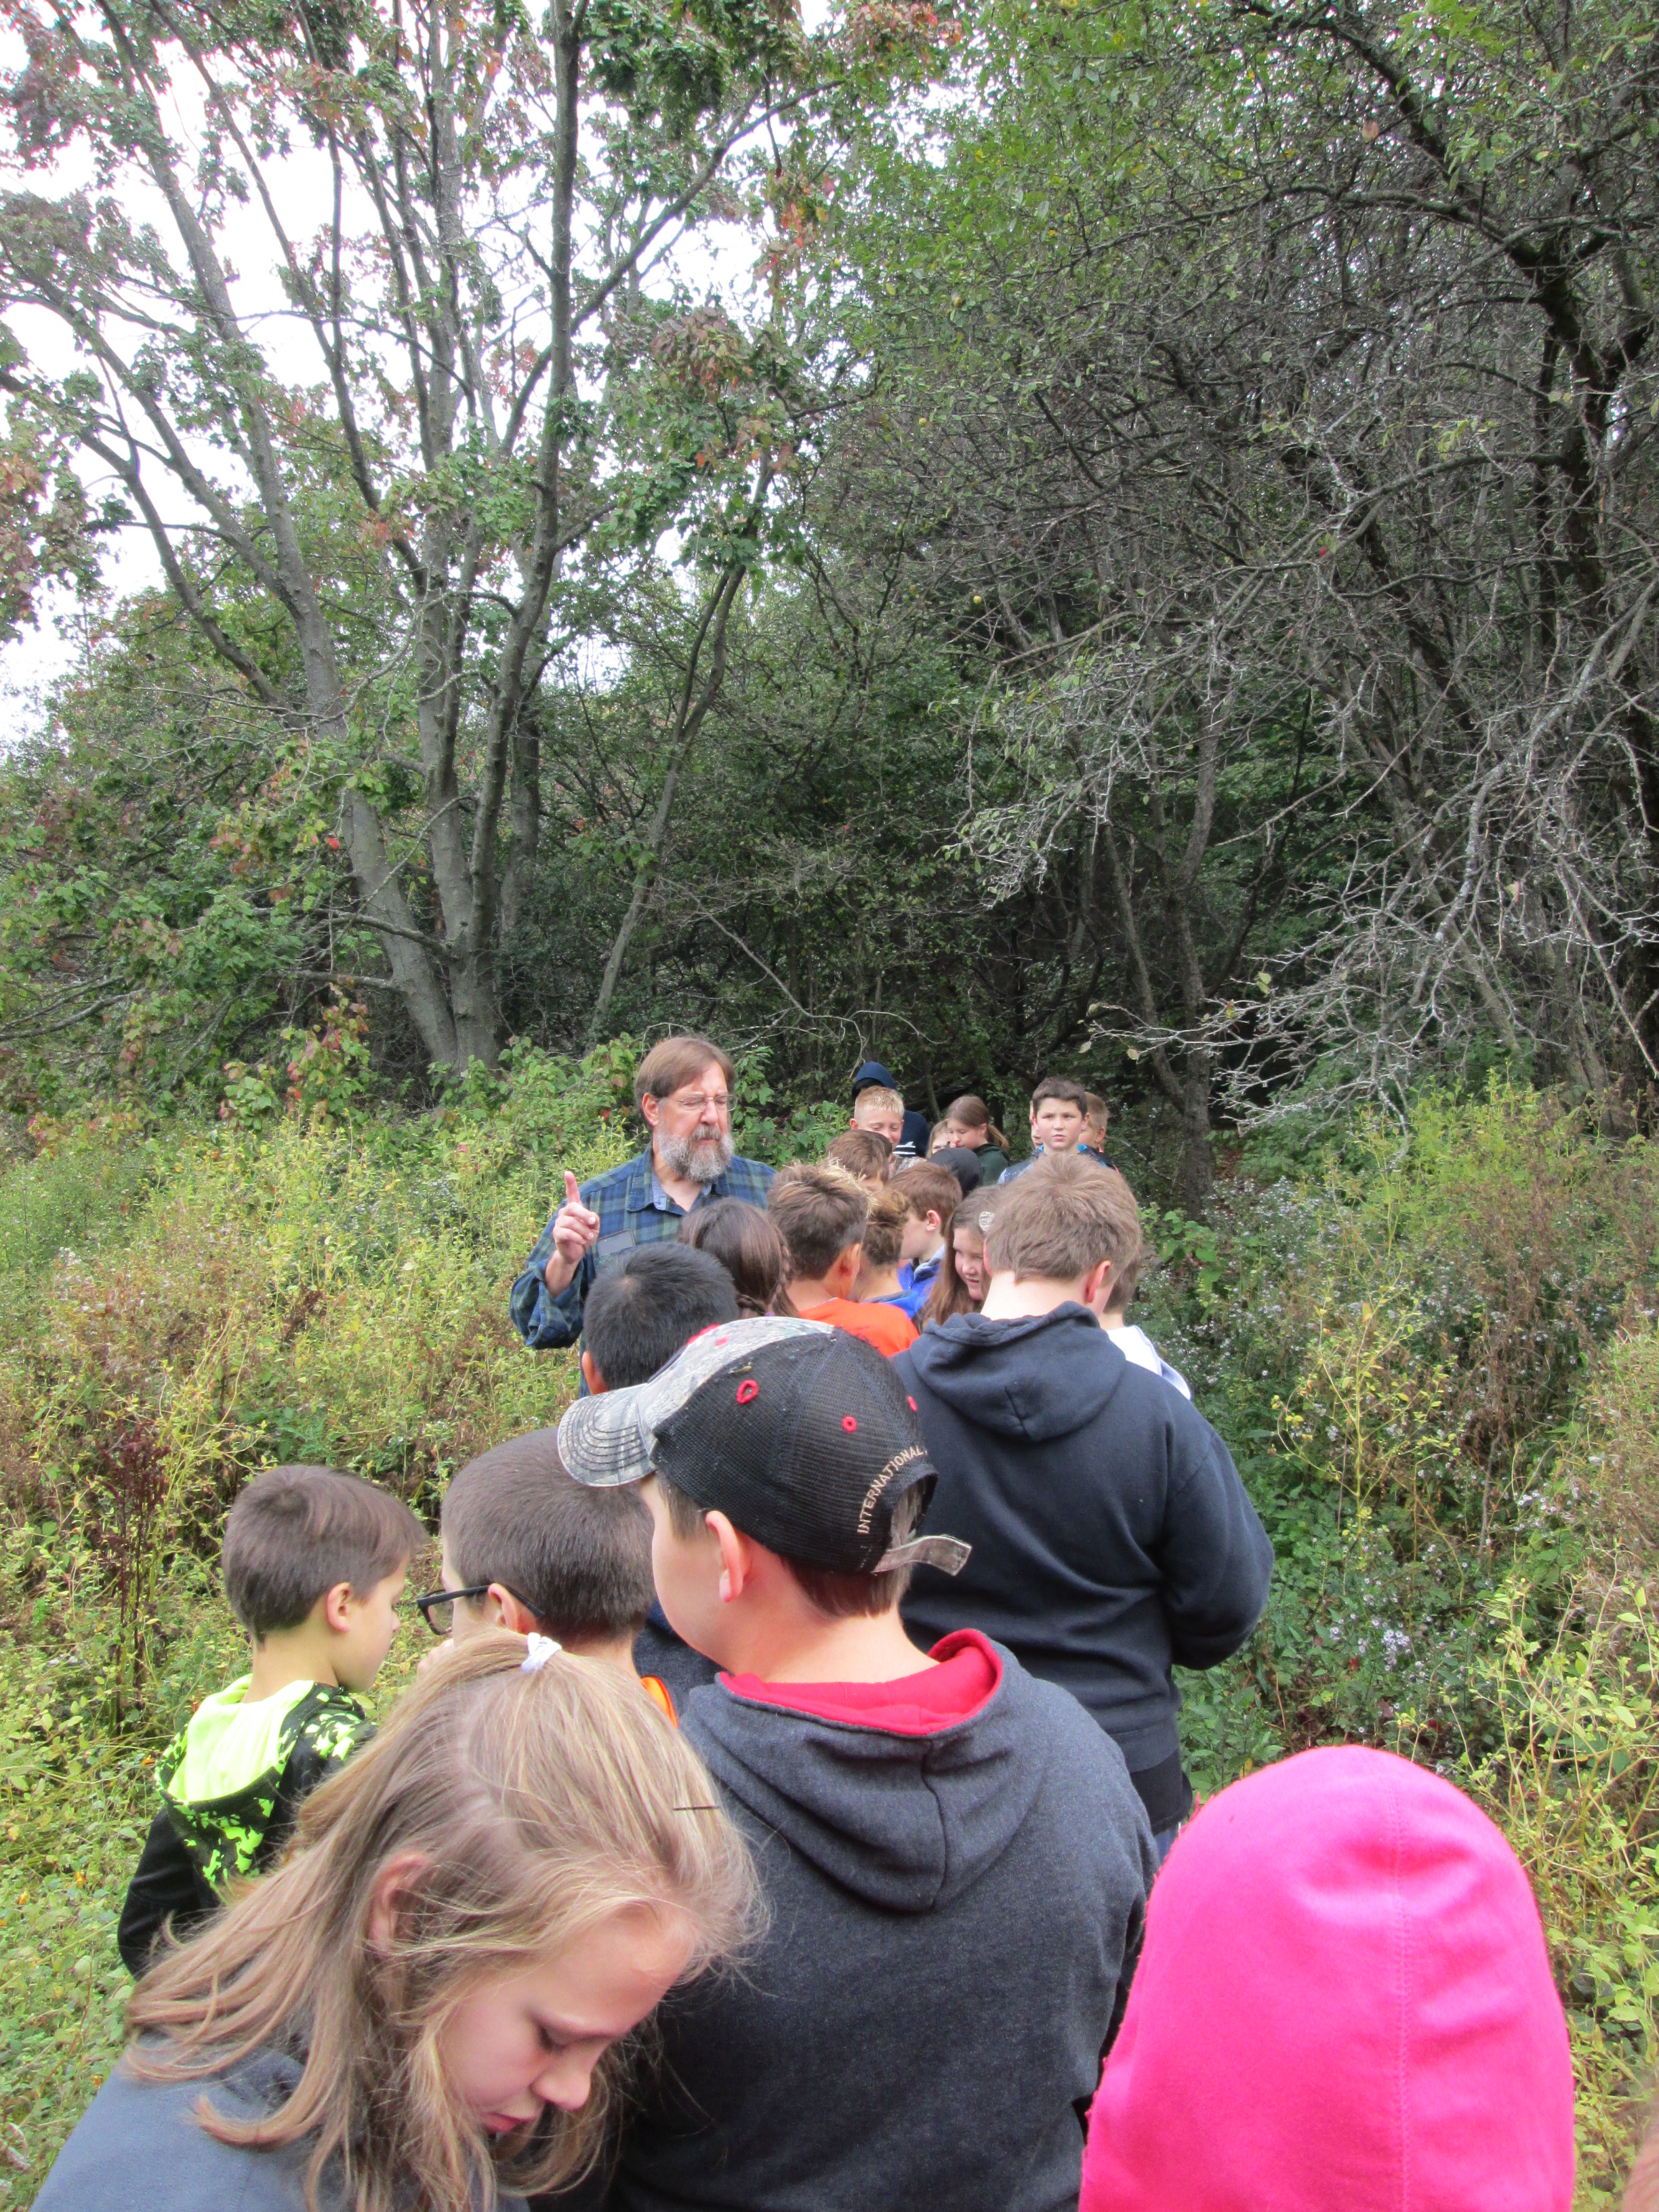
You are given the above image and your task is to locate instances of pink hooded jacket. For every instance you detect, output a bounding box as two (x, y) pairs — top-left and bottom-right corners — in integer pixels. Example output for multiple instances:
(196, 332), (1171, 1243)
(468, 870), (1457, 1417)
(1081, 1745), (1575, 2211)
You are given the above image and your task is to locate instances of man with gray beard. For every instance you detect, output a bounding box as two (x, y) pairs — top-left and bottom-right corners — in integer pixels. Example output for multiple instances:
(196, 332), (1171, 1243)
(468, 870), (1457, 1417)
(510, 1034), (774, 1359)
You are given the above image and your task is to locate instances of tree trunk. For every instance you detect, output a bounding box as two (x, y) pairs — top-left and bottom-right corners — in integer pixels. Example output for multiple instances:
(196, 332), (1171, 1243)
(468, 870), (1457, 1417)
(1179, 1042), (1214, 1216)
(589, 540), (757, 1038)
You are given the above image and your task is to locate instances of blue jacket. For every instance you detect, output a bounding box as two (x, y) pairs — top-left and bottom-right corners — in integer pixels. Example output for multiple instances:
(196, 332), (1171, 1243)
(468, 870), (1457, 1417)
(510, 1149), (774, 1350)
(35, 2046), (529, 2212)
(888, 1250), (942, 1319)
(897, 1307), (1273, 1774)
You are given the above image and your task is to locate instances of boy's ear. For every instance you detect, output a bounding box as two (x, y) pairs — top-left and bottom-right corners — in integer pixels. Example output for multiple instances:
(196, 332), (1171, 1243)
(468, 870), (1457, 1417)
(321, 1580), (356, 1635)
(706, 1511), (754, 1605)
(928, 1210), (945, 1236)
(491, 1585), (545, 1637)
(1082, 1257), (1114, 1313)
(580, 1347), (607, 1395)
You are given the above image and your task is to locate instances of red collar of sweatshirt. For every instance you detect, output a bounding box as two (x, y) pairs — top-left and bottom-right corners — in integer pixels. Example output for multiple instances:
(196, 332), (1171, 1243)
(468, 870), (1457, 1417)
(720, 1629), (1001, 1736)
(1081, 1744), (1575, 2212)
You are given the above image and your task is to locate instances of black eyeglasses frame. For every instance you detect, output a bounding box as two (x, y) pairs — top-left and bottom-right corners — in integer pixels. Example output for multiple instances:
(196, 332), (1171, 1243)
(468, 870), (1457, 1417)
(412, 1582), (534, 1636)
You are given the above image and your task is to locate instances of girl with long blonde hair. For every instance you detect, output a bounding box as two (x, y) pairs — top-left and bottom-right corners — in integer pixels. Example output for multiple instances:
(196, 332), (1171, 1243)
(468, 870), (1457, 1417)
(36, 1633), (755, 2212)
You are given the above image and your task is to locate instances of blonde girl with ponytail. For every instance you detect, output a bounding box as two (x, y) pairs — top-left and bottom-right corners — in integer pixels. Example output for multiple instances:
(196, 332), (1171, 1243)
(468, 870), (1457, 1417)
(36, 1633), (755, 2212)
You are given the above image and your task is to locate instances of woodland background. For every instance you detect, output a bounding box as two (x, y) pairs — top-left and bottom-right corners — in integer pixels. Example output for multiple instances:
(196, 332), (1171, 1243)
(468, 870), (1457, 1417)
(0, 0), (1653, 1207)
(0, 0), (1655, 2201)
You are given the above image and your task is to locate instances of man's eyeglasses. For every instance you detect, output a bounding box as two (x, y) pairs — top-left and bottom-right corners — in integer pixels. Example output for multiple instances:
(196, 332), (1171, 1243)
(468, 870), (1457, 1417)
(668, 1092), (731, 1115)
(413, 1583), (532, 1637)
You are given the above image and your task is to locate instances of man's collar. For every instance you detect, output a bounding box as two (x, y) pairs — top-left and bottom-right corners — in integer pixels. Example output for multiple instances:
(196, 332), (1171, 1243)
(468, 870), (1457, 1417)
(628, 1147), (731, 1214)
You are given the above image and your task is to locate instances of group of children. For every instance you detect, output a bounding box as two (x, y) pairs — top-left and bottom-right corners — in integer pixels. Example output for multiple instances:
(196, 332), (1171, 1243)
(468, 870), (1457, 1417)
(43, 1067), (1587, 2212)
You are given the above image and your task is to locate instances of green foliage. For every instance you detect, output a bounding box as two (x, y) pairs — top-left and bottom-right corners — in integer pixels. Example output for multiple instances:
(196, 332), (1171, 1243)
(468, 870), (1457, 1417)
(1143, 1082), (1659, 2199)
(1467, 1574), (1659, 2202)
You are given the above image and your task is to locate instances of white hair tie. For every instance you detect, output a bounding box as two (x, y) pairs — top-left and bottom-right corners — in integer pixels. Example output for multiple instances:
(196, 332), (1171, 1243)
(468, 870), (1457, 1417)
(520, 1634), (562, 1673)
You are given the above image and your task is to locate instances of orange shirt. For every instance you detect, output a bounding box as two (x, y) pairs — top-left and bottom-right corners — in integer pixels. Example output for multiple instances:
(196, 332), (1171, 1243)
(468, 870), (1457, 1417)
(800, 1298), (919, 1357)
(640, 1673), (676, 1724)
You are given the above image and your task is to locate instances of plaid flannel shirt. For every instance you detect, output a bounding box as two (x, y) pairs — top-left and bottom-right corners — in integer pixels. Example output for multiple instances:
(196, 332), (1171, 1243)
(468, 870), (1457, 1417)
(510, 1147), (776, 1350)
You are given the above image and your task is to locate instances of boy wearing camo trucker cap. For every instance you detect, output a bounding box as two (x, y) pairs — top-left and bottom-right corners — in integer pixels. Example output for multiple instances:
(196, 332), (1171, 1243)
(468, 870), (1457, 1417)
(552, 1315), (1155, 2212)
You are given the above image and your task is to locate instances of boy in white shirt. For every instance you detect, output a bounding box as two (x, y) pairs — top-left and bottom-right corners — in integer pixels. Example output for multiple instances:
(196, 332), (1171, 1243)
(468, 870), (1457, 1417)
(1092, 1171), (1193, 1399)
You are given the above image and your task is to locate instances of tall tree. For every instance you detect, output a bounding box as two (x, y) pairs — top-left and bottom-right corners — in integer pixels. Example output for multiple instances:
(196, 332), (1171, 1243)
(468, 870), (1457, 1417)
(0, 0), (828, 1067)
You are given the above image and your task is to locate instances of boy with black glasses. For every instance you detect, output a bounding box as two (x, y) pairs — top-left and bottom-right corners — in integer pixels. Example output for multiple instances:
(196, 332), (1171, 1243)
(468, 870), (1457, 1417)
(422, 1429), (677, 1719)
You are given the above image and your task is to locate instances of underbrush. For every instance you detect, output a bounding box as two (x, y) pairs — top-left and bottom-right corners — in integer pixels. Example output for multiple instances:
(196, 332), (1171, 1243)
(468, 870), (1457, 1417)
(1153, 1083), (1659, 2201)
(0, 1072), (1655, 2202)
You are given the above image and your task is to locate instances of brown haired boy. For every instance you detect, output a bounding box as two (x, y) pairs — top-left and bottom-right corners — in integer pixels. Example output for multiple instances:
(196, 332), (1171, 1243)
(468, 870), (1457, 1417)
(998, 1073), (1092, 1184)
(117, 1465), (422, 1973)
(823, 1126), (893, 1191)
(555, 1315), (1153, 2212)
(886, 1159), (963, 1320)
(1082, 1090), (1113, 1163)
(898, 1151), (1273, 1858)
(422, 1430), (688, 1718)
(766, 1162), (916, 1356)
(1093, 1170), (1192, 1399)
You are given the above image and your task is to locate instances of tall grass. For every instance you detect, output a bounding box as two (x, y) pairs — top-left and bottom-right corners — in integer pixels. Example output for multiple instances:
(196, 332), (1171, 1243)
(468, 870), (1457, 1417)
(0, 1072), (1654, 2202)
(1147, 1083), (1659, 2201)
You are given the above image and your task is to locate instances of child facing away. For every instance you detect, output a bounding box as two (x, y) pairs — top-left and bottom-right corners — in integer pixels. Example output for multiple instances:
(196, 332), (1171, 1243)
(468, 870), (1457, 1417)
(851, 1182), (914, 1307)
(928, 1144), (984, 1197)
(679, 1197), (798, 1318)
(898, 1152), (1273, 1857)
(1082, 1091), (1115, 1164)
(996, 1073), (1094, 1183)
(117, 1465), (423, 1977)
(424, 1429), (682, 1721)
(552, 1316), (1154, 2212)
(1093, 1170), (1191, 1399)
(821, 1126), (893, 1191)
(45, 1635), (755, 2212)
(766, 1162), (918, 1356)
(574, 1239), (743, 1709)
(887, 1160), (962, 1319)
(943, 1093), (1010, 1183)
(1080, 1746), (1574, 2212)
(922, 1192), (998, 1325)
(577, 1242), (739, 1396)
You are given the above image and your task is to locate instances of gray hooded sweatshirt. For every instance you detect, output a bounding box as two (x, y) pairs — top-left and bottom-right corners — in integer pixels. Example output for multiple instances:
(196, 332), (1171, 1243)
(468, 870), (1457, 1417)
(35, 2047), (529, 2212)
(562, 1630), (1153, 2212)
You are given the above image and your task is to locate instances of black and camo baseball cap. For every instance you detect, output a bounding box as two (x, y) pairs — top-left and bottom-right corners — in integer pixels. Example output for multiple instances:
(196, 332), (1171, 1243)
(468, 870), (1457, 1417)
(557, 1313), (970, 1578)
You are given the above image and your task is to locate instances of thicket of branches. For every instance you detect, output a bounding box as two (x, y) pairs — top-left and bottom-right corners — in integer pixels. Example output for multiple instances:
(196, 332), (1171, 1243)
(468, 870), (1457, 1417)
(0, 0), (1654, 1207)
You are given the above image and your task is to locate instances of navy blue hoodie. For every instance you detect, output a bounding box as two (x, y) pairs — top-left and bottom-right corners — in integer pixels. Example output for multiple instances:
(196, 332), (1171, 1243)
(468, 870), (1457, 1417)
(558, 1631), (1152, 2212)
(897, 1309), (1273, 1795)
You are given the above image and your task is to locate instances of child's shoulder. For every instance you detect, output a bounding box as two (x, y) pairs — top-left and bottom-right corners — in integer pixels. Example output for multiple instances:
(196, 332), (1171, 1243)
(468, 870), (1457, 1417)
(282, 1683), (374, 1769)
(35, 2049), (314, 2212)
